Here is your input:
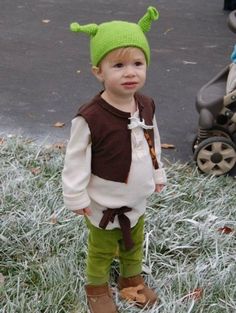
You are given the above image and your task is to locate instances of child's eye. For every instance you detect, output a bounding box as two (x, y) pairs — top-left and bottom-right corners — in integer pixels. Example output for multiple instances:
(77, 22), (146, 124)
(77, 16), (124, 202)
(113, 63), (123, 68)
(135, 61), (143, 66)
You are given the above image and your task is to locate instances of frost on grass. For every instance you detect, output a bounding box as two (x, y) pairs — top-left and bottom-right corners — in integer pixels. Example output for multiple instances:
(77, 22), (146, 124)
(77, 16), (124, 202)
(1, 137), (236, 313)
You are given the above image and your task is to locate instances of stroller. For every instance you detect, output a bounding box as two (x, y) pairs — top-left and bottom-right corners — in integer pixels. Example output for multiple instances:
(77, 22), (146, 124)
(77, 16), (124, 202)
(193, 10), (236, 176)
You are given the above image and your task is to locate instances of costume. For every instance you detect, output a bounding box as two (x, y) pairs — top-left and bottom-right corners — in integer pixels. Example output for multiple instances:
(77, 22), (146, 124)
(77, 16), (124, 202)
(62, 91), (166, 281)
(63, 6), (165, 311)
(62, 92), (166, 229)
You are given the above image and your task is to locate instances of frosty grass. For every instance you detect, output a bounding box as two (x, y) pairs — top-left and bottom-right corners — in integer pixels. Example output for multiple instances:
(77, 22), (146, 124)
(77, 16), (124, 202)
(1, 137), (236, 313)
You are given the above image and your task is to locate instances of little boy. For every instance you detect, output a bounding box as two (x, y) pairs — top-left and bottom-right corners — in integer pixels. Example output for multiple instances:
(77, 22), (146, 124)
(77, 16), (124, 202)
(62, 6), (167, 313)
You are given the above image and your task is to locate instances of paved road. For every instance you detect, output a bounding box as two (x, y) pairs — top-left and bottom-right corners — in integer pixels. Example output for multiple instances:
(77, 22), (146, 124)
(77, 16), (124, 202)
(0, 0), (235, 163)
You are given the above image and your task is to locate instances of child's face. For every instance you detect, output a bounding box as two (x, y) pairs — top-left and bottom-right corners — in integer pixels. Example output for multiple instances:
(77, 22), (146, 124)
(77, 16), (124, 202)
(92, 48), (147, 97)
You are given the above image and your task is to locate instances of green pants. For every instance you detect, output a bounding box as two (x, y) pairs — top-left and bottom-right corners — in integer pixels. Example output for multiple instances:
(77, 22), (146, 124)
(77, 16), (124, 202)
(85, 215), (144, 285)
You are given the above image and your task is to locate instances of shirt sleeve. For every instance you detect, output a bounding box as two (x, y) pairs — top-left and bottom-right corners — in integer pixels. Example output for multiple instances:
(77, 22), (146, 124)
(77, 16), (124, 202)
(62, 116), (92, 211)
(153, 116), (167, 185)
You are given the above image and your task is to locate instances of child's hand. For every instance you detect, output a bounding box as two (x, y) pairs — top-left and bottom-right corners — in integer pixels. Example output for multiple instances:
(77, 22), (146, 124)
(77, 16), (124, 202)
(72, 207), (92, 216)
(155, 184), (165, 193)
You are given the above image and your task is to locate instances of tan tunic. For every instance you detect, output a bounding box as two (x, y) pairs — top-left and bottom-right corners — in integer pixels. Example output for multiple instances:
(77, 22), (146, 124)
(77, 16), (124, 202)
(62, 95), (166, 229)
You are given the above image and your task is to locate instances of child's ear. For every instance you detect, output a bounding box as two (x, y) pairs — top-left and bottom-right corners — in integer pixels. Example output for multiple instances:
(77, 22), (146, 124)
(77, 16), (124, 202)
(92, 66), (104, 82)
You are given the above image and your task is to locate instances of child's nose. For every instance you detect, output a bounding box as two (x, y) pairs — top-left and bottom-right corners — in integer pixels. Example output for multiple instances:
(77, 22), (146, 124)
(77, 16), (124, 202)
(124, 65), (135, 77)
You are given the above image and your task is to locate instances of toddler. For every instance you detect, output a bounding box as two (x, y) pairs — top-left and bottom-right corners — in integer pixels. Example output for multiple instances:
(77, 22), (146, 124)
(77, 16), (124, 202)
(62, 6), (167, 313)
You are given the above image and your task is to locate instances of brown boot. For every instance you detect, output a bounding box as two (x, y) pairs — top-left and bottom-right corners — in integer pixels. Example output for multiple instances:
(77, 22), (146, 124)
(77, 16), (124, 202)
(118, 275), (158, 307)
(85, 283), (118, 313)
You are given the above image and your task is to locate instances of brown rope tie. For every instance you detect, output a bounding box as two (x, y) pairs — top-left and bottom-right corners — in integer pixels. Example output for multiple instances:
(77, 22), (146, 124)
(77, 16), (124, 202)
(99, 206), (134, 250)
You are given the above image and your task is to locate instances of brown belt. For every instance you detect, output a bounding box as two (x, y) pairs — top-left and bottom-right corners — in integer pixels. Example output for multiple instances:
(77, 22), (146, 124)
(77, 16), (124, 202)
(99, 206), (134, 250)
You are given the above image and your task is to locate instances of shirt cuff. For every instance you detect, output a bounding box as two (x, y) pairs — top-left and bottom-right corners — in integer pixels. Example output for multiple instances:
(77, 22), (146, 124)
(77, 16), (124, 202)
(153, 168), (167, 185)
(63, 192), (91, 211)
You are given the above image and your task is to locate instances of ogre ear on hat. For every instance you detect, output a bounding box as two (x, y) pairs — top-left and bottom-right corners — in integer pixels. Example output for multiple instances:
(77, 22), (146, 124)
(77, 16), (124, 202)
(70, 6), (159, 37)
(138, 6), (159, 33)
(70, 22), (98, 36)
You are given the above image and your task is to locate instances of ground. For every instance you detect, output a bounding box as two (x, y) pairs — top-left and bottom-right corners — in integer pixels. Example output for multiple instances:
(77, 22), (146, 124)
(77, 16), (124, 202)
(0, 0), (235, 163)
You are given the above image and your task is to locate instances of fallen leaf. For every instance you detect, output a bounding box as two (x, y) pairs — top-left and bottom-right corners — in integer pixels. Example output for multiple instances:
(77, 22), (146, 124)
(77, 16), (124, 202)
(0, 138), (5, 145)
(182, 288), (203, 301)
(161, 143), (175, 149)
(53, 143), (65, 149)
(44, 143), (66, 150)
(53, 122), (65, 128)
(164, 27), (174, 35)
(218, 226), (234, 234)
(23, 139), (34, 144)
(30, 167), (41, 175)
(27, 112), (36, 118)
(42, 19), (50, 23)
(50, 213), (57, 224)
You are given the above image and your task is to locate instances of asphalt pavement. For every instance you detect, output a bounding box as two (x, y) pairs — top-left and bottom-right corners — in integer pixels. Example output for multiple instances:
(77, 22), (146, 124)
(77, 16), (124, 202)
(0, 0), (235, 164)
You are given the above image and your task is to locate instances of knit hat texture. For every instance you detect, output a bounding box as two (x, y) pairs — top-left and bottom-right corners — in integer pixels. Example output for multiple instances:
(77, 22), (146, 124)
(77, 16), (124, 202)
(70, 7), (159, 66)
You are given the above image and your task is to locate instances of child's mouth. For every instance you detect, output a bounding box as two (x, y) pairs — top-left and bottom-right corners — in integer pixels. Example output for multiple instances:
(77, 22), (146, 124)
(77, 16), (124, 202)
(122, 82), (138, 87)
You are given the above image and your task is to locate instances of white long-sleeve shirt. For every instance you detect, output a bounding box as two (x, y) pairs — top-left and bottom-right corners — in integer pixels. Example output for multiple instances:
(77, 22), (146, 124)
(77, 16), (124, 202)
(62, 109), (166, 229)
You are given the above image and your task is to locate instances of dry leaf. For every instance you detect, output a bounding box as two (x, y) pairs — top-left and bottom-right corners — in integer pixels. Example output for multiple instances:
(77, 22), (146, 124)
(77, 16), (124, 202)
(44, 143), (66, 150)
(30, 167), (41, 175)
(164, 27), (174, 35)
(161, 143), (175, 149)
(53, 122), (65, 128)
(27, 112), (36, 118)
(120, 284), (146, 303)
(218, 226), (234, 234)
(182, 288), (203, 301)
(42, 19), (50, 23)
(24, 139), (34, 144)
(0, 138), (5, 145)
(50, 213), (57, 224)
(53, 143), (65, 149)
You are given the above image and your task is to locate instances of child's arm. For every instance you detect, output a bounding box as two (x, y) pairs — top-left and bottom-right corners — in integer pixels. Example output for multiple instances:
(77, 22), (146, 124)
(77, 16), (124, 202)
(62, 116), (92, 212)
(153, 116), (167, 190)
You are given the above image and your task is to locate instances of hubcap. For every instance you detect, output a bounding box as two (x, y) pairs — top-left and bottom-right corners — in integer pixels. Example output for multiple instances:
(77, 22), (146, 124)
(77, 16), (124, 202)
(197, 140), (236, 175)
(210, 152), (223, 164)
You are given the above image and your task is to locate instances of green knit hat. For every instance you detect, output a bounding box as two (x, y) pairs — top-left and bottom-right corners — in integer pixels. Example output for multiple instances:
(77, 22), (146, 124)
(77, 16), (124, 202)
(70, 6), (159, 66)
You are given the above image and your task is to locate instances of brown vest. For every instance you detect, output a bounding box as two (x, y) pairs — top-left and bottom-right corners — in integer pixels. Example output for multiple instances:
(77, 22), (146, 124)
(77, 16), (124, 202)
(77, 92), (156, 183)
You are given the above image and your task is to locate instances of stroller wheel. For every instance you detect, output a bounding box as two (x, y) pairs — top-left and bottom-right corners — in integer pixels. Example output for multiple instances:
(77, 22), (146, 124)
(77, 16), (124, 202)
(192, 126), (232, 152)
(194, 136), (236, 175)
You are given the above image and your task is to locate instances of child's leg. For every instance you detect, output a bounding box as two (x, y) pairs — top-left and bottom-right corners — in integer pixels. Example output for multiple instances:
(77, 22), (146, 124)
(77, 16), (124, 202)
(85, 219), (120, 313)
(118, 215), (144, 278)
(118, 215), (158, 307)
(86, 218), (121, 285)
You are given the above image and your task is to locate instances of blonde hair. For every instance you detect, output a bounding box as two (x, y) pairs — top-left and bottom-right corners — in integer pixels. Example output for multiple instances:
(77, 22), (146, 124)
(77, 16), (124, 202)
(99, 47), (145, 67)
